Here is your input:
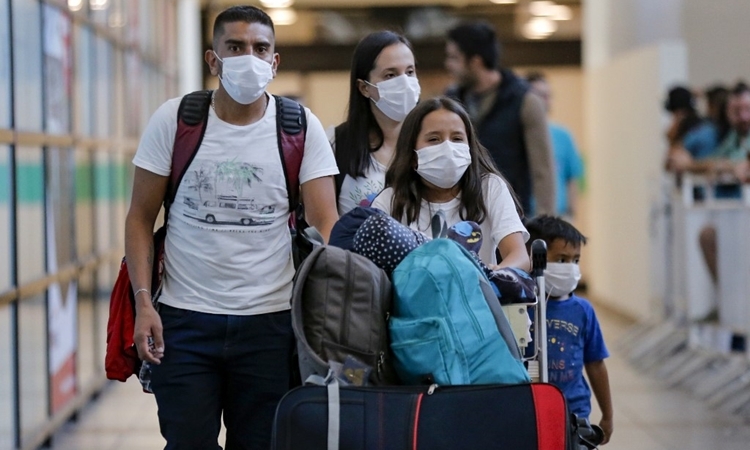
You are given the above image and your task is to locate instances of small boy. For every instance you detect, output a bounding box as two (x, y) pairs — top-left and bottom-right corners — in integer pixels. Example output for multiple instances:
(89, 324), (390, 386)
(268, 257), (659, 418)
(525, 215), (614, 445)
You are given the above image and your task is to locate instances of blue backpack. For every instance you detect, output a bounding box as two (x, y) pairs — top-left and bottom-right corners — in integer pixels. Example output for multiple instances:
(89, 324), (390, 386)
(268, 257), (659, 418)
(390, 238), (531, 385)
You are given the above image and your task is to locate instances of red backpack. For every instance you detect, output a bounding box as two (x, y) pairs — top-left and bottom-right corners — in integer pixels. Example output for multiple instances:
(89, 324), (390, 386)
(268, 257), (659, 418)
(105, 91), (307, 382)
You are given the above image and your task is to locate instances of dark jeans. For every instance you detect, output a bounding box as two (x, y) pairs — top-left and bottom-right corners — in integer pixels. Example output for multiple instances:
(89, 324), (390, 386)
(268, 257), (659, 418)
(151, 304), (294, 450)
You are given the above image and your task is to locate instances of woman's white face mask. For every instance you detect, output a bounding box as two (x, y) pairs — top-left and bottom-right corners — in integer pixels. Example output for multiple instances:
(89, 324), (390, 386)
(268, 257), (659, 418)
(366, 74), (421, 122)
(415, 140), (471, 189)
(214, 52), (274, 105)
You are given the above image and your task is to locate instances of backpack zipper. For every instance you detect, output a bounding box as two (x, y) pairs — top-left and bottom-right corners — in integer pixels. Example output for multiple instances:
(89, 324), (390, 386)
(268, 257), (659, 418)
(446, 257), (483, 340)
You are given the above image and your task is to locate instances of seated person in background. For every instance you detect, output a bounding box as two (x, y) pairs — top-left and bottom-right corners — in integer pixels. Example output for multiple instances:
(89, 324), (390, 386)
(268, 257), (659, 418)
(667, 81), (750, 289)
(663, 86), (719, 168)
(668, 81), (750, 177)
(371, 96), (530, 273)
(704, 84), (730, 144)
(524, 215), (613, 445)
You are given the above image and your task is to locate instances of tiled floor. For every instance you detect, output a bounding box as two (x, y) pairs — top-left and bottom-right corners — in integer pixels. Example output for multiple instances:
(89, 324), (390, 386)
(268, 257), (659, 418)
(50, 306), (750, 450)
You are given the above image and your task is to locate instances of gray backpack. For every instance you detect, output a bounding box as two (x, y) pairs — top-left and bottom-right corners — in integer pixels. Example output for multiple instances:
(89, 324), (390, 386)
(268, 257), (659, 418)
(291, 245), (399, 385)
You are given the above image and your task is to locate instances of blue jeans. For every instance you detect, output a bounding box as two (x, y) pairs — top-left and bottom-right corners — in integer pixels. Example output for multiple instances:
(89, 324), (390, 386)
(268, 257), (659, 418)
(151, 304), (294, 450)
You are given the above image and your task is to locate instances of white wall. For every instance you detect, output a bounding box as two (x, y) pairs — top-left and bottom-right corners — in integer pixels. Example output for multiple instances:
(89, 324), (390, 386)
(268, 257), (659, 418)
(584, 43), (687, 319)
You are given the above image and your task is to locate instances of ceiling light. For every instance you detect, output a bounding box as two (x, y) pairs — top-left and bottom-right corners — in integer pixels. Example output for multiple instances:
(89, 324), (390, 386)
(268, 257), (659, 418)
(522, 17), (557, 39)
(267, 8), (298, 26)
(528, 1), (555, 17)
(89, 0), (108, 11)
(550, 5), (572, 20)
(260, 0), (294, 8)
(489, 0), (518, 4)
(67, 0), (83, 11)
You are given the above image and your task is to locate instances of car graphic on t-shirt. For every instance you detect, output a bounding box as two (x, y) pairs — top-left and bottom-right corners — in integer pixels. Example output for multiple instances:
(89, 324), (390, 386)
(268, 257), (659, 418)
(183, 197), (274, 226)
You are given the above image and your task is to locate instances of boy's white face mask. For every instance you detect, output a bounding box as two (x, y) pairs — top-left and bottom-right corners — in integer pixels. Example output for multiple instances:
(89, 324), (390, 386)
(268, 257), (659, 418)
(366, 74), (421, 122)
(544, 262), (581, 297)
(214, 52), (273, 105)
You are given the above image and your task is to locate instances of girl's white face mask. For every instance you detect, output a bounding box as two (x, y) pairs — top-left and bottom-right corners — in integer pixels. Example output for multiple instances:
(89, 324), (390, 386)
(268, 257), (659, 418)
(214, 52), (274, 105)
(367, 74), (421, 122)
(544, 262), (581, 297)
(415, 140), (471, 189)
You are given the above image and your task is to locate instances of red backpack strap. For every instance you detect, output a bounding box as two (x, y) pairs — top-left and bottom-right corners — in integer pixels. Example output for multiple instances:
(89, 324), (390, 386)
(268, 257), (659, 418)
(275, 95), (307, 213)
(168, 90), (212, 208)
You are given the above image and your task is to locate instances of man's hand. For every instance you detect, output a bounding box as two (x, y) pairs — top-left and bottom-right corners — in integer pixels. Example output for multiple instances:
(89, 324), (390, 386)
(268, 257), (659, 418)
(598, 416), (613, 445)
(666, 147), (694, 172)
(134, 303), (164, 364)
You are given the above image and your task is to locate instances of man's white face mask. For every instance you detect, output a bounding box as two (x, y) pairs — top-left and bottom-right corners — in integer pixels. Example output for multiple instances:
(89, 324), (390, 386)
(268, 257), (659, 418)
(214, 52), (273, 105)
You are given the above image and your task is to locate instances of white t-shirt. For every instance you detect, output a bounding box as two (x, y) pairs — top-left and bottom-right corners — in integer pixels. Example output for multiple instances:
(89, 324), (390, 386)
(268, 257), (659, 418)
(326, 126), (387, 216)
(133, 94), (338, 315)
(371, 174), (529, 265)
(338, 159), (386, 215)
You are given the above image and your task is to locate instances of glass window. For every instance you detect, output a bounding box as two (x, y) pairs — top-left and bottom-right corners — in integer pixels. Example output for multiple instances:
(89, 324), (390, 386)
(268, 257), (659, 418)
(18, 293), (47, 439)
(94, 38), (112, 138)
(43, 4), (72, 135)
(74, 149), (94, 259)
(0, 0), (11, 128)
(74, 25), (93, 137)
(11, 0), (42, 131)
(16, 147), (44, 285)
(0, 304), (15, 450)
(0, 145), (10, 293)
(76, 270), (96, 388)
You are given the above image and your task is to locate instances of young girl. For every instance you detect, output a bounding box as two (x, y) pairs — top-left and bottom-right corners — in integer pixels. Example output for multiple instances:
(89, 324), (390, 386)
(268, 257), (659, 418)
(371, 96), (530, 271)
(330, 31), (421, 215)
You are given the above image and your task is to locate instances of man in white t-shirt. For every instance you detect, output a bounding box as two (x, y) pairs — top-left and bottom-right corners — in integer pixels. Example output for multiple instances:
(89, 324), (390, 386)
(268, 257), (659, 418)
(125, 6), (338, 449)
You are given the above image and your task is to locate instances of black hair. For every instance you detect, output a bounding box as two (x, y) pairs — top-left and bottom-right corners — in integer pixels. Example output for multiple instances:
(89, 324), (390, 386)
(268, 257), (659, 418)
(705, 84), (730, 141)
(335, 31), (414, 181)
(524, 215), (587, 251)
(446, 21), (500, 71)
(212, 6), (274, 49)
(664, 86), (702, 143)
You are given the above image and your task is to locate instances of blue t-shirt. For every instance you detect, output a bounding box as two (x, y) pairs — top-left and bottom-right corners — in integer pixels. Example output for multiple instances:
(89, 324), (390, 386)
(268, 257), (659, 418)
(549, 124), (584, 215)
(682, 121), (719, 160)
(545, 294), (609, 419)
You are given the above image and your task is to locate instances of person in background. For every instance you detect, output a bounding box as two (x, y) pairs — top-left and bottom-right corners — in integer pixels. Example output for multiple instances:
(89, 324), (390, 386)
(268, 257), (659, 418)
(331, 30), (420, 215)
(371, 96), (530, 272)
(666, 82), (750, 310)
(527, 71), (584, 220)
(704, 84), (730, 144)
(444, 21), (556, 216)
(524, 215), (613, 445)
(663, 86), (720, 173)
(125, 6), (339, 449)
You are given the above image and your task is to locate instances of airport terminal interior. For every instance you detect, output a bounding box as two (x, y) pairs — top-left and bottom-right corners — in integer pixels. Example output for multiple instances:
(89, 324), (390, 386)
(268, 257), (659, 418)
(1, 0), (749, 449)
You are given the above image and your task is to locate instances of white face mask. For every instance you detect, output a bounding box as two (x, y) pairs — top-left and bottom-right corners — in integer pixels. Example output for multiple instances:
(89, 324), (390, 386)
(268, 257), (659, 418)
(367, 75), (421, 122)
(214, 52), (274, 105)
(544, 262), (581, 298)
(415, 140), (471, 189)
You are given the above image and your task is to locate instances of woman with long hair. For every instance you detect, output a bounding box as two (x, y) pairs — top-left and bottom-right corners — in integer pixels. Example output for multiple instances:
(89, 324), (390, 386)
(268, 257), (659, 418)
(371, 96), (530, 271)
(331, 31), (421, 214)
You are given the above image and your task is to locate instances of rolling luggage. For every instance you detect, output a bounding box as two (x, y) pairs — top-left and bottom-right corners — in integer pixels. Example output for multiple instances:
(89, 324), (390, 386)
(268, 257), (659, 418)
(271, 382), (573, 450)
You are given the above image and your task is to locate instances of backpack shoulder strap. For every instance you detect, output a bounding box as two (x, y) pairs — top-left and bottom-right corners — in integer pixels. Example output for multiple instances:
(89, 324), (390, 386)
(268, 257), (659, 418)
(275, 95), (307, 213)
(168, 90), (212, 207)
